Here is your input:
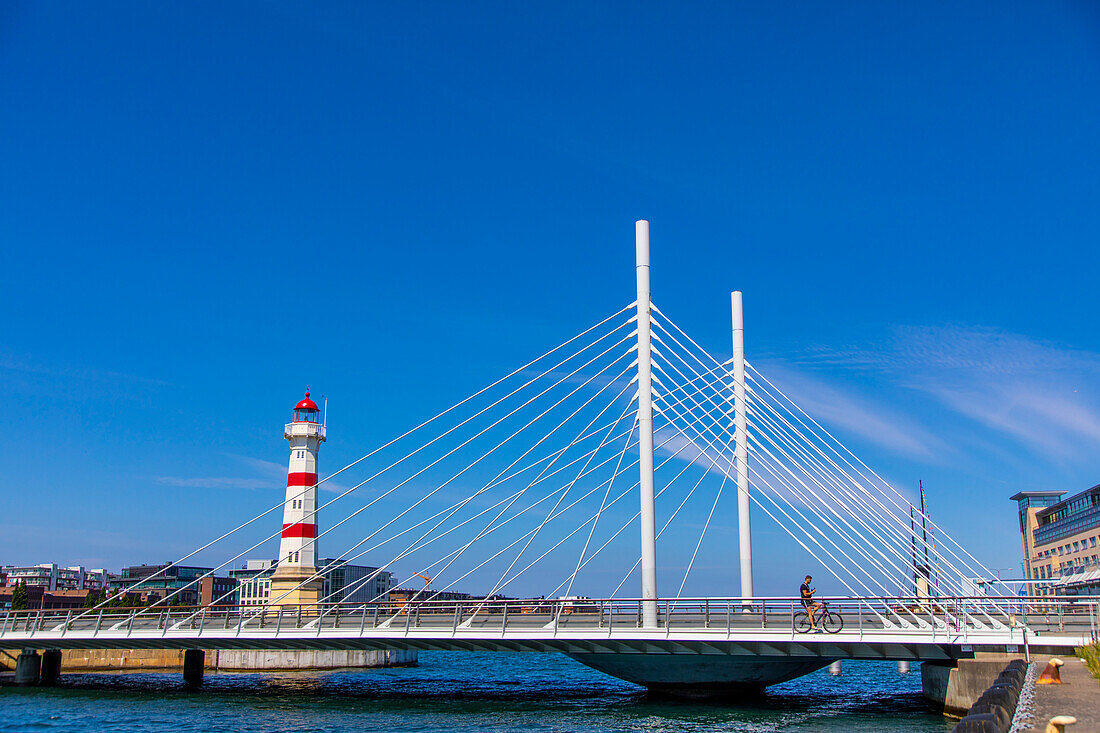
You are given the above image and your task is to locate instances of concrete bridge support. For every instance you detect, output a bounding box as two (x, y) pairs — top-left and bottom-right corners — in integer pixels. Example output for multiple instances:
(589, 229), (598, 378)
(182, 649), (205, 686)
(921, 657), (1023, 717)
(40, 649), (63, 685)
(14, 649), (41, 685)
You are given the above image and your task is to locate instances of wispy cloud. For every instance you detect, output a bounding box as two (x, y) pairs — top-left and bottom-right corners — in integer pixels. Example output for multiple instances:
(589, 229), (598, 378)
(153, 476), (274, 490)
(782, 325), (1100, 465)
(0, 349), (168, 387)
(750, 363), (947, 460)
(152, 454), (350, 494)
(653, 427), (735, 476)
(0, 523), (190, 569)
(230, 454), (350, 494)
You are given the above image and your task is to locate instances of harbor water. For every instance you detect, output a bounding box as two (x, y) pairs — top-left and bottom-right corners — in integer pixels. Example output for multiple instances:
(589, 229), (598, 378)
(0, 651), (952, 732)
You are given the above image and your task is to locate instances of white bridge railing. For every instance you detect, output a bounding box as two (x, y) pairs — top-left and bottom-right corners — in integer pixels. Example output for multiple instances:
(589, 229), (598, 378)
(2, 596), (1097, 645)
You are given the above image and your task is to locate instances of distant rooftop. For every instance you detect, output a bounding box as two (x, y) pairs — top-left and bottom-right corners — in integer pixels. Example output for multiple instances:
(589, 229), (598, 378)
(1009, 490), (1066, 501)
(1036, 483), (1100, 518)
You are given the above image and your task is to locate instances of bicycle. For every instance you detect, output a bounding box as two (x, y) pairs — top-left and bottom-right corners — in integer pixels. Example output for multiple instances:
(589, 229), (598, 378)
(794, 600), (844, 634)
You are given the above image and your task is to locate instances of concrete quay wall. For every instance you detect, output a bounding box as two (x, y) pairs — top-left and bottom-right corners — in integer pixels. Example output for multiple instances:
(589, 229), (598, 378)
(3, 648), (417, 673)
(210, 649), (417, 671)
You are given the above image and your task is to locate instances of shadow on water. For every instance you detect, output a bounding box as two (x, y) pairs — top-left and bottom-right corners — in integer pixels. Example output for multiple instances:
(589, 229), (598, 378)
(0, 652), (953, 733)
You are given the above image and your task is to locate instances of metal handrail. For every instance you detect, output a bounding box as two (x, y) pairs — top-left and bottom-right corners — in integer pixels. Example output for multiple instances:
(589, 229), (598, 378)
(0, 595), (1096, 641)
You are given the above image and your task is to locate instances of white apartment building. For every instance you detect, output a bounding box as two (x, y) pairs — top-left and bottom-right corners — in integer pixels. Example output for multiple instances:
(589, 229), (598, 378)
(2, 563), (110, 591)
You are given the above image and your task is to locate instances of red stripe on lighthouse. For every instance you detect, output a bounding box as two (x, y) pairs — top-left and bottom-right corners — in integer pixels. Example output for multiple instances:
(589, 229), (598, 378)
(287, 472), (317, 487)
(281, 523), (317, 538)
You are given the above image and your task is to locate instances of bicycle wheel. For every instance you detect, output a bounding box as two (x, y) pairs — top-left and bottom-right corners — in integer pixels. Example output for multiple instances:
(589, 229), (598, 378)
(794, 612), (812, 633)
(822, 612), (844, 634)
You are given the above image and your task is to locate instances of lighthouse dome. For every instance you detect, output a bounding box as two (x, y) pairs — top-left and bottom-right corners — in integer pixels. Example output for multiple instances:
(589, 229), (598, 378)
(293, 389), (319, 422)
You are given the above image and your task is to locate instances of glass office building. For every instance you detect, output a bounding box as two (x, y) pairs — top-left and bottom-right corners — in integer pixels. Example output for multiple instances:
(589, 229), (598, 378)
(1013, 484), (1100, 596)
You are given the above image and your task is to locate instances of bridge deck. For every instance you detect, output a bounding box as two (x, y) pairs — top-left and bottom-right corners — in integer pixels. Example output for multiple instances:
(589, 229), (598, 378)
(2, 597), (1094, 660)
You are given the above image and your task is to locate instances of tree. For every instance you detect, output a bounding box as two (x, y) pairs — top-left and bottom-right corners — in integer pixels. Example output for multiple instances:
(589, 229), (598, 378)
(83, 588), (104, 608)
(11, 580), (29, 611)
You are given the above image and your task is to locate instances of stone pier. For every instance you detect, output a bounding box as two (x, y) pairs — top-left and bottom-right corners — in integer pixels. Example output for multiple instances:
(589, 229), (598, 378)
(14, 650), (41, 685)
(40, 649), (62, 685)
(182, 650), (205, 685)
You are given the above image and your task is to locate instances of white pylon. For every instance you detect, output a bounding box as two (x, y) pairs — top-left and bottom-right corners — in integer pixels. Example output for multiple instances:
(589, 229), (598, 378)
(731, 291), (753, 600)
(635, 220), (658, 628)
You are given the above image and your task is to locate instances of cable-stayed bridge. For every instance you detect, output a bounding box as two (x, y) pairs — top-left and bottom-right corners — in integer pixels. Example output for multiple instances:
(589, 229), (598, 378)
(4, 222), (1096, 694)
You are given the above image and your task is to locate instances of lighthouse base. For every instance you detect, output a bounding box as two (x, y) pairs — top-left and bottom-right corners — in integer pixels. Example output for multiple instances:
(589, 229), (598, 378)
(268, 566), (323, 607)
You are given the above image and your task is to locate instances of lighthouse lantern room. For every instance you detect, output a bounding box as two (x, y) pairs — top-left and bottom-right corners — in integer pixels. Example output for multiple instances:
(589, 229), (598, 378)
(269, 389), (326, 607)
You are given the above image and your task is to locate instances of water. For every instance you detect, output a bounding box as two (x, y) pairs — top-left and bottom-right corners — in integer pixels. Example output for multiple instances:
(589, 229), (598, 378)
(0, 652), (952, 732)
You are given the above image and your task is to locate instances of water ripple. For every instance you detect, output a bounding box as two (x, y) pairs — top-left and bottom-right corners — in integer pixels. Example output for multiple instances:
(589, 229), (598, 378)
(0, 652), (952, 733)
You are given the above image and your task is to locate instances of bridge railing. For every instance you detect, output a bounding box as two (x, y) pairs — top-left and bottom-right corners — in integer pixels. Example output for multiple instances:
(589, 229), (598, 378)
(1, 595), (1096, 641)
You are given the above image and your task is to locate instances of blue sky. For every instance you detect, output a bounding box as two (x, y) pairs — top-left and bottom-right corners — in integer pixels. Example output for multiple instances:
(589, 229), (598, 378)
(2, 2), (1099, 596)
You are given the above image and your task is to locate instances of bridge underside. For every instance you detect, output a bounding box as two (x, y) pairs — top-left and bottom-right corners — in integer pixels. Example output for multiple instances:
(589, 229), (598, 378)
(567, 653), (833, 694)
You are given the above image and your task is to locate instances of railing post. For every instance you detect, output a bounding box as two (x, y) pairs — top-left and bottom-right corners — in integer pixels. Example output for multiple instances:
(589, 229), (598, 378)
(704, 599), (709, 629)
(198, 607), (207, 635)
(360, 606), (367, 636)
(61, 610), (72, 637)
(501, 603), (508, 635)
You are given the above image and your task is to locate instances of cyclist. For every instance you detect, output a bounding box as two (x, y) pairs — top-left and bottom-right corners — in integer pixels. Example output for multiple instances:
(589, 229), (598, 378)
(800, 575), (822, 633)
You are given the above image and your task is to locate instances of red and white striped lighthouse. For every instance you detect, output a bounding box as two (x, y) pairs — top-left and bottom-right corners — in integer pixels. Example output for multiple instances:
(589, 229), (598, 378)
(269, 389), (326, 606)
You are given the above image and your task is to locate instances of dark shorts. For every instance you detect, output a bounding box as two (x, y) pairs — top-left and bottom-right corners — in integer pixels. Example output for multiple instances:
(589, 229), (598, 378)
(801, 599), (813, 609)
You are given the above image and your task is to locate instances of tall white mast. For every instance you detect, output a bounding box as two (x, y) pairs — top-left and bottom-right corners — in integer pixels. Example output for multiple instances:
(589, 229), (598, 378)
(635, 220), (658, 628)
(731, 291), (753, 599)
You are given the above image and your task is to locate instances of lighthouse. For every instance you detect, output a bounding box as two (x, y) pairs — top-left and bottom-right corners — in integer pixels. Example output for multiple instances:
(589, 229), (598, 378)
(268, 389), (326, 606)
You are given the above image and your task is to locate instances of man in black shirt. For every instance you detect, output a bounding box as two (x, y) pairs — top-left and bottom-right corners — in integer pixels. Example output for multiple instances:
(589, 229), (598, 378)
(800, 575), (821, 632)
